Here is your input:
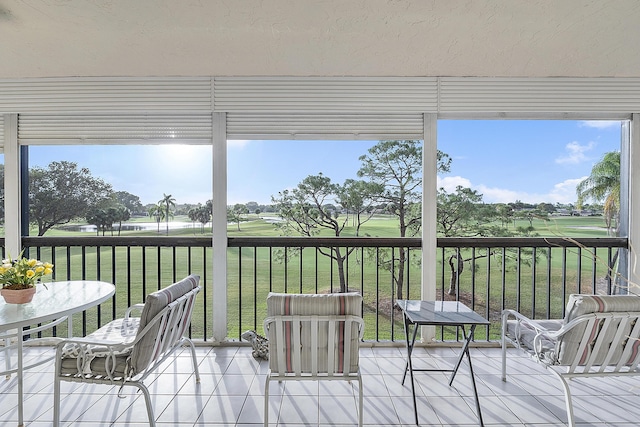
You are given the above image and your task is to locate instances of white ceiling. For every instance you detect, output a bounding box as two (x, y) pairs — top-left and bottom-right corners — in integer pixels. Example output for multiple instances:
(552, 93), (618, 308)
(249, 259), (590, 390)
(1, 0), (639, 79)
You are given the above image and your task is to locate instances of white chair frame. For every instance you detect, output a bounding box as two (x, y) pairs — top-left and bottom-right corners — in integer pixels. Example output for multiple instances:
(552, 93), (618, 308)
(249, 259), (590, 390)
(263, 314), (364, 427)
(53, 285), (200, 427)
(502, 309), (640, 427)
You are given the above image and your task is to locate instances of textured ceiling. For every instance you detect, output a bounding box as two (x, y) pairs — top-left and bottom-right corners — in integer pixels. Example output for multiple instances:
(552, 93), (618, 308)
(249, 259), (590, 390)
(1, 0), (639, 79)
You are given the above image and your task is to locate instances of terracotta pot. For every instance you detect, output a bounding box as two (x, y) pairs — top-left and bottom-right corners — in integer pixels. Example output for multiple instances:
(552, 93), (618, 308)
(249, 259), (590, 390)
(0, 286), (37, 304)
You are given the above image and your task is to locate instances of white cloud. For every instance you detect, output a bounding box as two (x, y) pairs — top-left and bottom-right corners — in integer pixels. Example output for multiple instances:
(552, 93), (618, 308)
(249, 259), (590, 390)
(579, 120), (622, 129)
(436, 176), (472, 193)
(437, 176), (586, 204)
(555, 141), (595, 164)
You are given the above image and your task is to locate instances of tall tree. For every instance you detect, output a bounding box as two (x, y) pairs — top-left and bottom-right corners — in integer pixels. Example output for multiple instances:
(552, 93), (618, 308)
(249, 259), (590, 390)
(576, 151), (621, 235)
(227, 203), (248, 231)
(159, 193), (176, 235)
(437, 186), (498, 237)
(337, 179), (383, 233)
(29, 161), (113, 236)
(113, 205), (130, 235)
(115, 191), (144, 215)
(188, 205), (211, 233)
(148, 203), (165, 233)
(86, 208), (111, 236)
(357, 140), (451, 299)
(272, 174), (378, 292)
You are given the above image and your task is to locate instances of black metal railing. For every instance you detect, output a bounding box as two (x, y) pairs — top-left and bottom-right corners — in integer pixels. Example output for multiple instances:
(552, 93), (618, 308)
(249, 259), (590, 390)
(10, 235), (628, 344)
(227, 236), (628, 342)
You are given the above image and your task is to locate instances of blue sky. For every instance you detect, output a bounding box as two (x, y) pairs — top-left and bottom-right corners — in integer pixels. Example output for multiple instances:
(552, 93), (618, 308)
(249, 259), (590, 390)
(24, 120), (621, 206)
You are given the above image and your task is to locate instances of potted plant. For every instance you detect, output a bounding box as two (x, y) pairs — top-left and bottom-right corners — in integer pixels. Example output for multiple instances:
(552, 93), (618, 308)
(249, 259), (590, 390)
(0, 254), (54, 304)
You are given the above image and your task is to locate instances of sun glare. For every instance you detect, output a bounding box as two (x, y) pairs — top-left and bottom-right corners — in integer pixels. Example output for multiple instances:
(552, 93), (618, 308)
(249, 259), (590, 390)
(154, 144), (210, 167)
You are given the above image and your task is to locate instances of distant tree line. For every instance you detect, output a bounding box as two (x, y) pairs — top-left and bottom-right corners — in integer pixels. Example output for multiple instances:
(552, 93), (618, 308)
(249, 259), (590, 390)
(0, 147), (619, 296)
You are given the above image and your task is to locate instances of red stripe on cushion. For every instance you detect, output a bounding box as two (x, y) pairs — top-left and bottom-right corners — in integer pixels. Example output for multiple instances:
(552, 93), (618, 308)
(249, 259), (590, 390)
(592, 295), (606, 312)
(284, 296), (292, 372)
(338, 295), (345, 373)
(627, 338), (640, 365)
(579, 319), (602, 364)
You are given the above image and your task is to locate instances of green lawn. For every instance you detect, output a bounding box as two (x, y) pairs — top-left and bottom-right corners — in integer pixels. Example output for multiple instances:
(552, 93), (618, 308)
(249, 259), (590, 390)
(9, 214), (617, 342)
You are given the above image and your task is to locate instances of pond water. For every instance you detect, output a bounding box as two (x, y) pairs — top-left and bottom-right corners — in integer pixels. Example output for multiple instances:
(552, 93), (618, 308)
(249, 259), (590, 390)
(60, 221), (208, 232)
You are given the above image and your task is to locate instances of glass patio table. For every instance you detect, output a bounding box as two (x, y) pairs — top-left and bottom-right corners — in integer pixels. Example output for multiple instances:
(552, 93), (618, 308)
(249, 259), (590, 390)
(396, 299), (490, 427)
(0, 280), (115, 427)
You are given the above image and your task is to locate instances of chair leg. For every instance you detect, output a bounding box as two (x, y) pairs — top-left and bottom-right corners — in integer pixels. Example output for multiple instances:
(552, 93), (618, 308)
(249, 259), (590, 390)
(186, 339), (201, 383)
(555, 373), (576, 427)
(358, 374), (363, 427)
(53, 377), (61, 427)
(132, 382), (156, 427)
(264, 376), (270, 427)
(501, 317), (508, 381)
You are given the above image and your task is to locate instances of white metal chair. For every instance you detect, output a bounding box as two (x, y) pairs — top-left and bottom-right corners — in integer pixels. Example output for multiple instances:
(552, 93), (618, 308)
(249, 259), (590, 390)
(263, 292), (364, 427)
(502, 294), (640, 427)
(53, 275), (201, 427)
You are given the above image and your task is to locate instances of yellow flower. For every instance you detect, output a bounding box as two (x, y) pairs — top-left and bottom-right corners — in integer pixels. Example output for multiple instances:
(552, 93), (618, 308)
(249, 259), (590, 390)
(44, 267), (53, 275)
(44, 262), (54, 269)
(0, 267), (5, 274)
(35, 266), (45, 273)
(27, 259), (38, 267)
(26, 270), (35, 278)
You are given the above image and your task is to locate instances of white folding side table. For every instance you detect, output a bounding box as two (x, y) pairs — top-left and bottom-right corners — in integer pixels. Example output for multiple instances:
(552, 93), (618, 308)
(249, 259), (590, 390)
(396, 300), (490, 427)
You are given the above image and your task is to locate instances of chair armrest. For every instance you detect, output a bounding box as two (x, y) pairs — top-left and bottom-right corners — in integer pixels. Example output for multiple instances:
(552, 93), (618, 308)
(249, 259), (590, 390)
(502, 309), (563, 362)
(55, 336), (135, 379)
(125, 303), (145, 319)
(502, 309), (553, 335)
(56, 336), (133, 354)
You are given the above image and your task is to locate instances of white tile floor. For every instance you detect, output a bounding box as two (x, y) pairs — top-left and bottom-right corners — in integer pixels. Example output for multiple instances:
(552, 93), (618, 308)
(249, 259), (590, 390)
(2, 345), (640, 426)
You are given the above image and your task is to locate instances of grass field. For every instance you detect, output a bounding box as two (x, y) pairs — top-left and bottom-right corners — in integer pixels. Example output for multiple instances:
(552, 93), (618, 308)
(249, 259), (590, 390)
(9, 214), (619, 342)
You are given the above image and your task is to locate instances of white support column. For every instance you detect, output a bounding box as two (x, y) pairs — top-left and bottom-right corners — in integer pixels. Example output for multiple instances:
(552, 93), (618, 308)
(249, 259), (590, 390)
(3, 114), (21, 257)
(212, 112), (228, 342)
(421, 113), (437, 342)
(628, 114), (640, 291)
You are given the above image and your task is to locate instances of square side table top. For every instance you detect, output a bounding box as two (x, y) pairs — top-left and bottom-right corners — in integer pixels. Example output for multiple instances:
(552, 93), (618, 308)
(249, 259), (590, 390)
(395, 300), (490, 326)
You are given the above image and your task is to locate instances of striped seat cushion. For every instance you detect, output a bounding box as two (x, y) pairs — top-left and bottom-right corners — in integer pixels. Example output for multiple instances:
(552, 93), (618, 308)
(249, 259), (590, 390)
(129, 274), (200, 374)
(59, 317), (138, 377)
(557, 294), (640, 365)
(266, 292), (362, 375)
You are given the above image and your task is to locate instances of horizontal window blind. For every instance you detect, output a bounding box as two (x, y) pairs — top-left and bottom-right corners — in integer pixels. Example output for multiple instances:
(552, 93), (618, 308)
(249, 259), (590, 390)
(18, 114), (213, 144)
(0, 76), (638, 144)
(438, 77), (640, 113)
(0, 115), (4, 152)
(0, 77), (212, 113)
(226, 113), (424, 140)
(213, 77), (438, 113)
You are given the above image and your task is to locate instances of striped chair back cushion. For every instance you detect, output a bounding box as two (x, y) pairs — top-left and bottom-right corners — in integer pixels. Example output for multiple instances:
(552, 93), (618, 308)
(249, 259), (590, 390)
(557, 294), (640, 365)
(266, 292), (362, 375)
(129, 274), (200, 374)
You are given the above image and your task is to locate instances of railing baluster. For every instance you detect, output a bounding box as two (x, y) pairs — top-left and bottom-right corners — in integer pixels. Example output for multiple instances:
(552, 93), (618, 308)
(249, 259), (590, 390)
(238, 246), (242, 340)
(592, 247), (598, 293)
(375, 247), (380, 342)
(532, 247), (537, 319)
(13, 235), (626, 343)
(577, 247), (583, 293)
(546, 247), (552, 319)
(298, 246), (303, 294)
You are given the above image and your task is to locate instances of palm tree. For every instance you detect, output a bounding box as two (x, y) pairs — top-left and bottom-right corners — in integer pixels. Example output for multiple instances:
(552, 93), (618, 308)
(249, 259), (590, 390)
(576, 151), (620, 235)
(576, 151), (623, 293)
(159, 193), (176, 235)
(148, 204), (165, 233)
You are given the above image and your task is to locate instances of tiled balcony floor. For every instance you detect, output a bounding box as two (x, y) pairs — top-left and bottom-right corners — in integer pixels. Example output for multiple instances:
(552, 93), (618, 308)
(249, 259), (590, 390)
(2, 345), (640, 426)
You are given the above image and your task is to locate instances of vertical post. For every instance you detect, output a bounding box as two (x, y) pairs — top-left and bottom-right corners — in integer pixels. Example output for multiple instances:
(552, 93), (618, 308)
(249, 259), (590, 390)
(421, 113), (437, 341)
(212, 112), (228, 342)
(3, 114), (21, 257)
(626, 115), (640, 293)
